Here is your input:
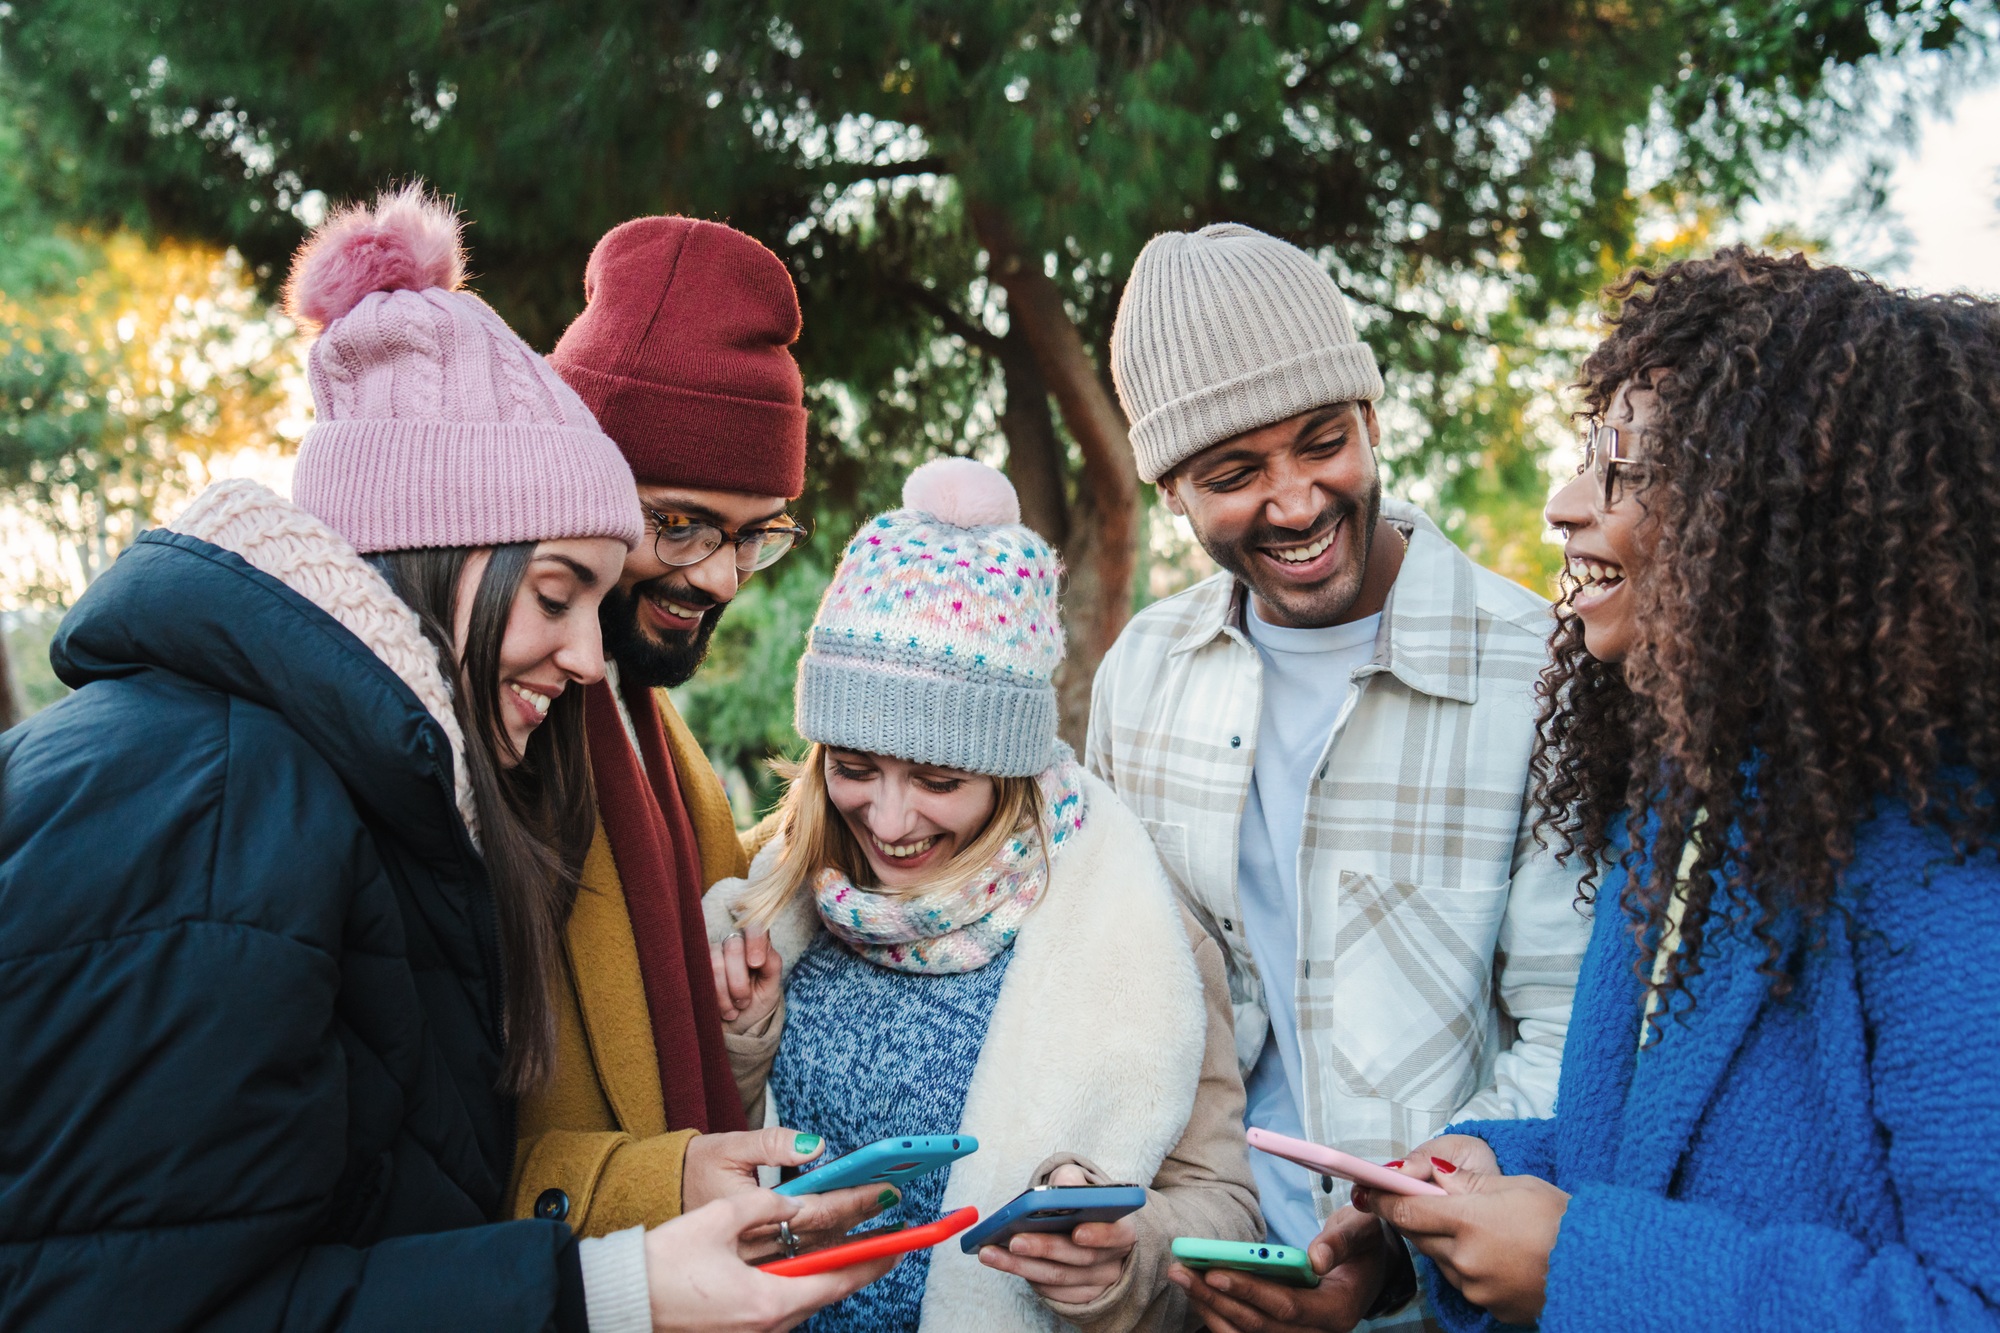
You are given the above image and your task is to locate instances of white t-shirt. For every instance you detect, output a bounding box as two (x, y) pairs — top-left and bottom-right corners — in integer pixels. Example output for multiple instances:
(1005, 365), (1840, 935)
(1237, 601), (1382, 1248)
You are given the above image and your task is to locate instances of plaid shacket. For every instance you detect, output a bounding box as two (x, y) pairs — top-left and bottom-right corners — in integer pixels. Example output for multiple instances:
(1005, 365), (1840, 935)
(1086, 497), (1589, 1220)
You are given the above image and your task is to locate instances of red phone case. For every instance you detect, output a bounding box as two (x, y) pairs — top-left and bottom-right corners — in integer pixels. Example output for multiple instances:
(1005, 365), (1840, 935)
(762, 1206), (981, 1277)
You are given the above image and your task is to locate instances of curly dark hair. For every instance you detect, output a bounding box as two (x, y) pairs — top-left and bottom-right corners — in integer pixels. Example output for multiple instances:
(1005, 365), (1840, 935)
(1533, 247), (2000, 1018)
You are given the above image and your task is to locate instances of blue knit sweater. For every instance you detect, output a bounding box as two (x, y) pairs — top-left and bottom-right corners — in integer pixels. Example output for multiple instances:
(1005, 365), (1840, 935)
(1423, 792), (2000, 1332)
(770, 933), (1014, 1333)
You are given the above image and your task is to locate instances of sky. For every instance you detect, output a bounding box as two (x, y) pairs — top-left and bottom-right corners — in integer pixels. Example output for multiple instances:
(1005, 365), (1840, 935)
(1884, 79), (2000, 295)
(1753, 76), (2000, 297)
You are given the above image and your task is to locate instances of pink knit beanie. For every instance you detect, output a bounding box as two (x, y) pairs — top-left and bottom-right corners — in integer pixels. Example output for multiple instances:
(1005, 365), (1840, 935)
(283, 184), (644, 554)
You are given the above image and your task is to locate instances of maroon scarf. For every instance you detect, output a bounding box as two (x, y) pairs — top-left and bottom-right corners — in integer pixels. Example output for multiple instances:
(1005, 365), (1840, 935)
(584, 675), (746, 1133)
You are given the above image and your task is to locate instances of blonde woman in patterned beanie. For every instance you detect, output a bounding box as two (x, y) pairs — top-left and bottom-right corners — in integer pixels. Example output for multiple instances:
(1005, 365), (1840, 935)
(703, 457), (1261, 1333)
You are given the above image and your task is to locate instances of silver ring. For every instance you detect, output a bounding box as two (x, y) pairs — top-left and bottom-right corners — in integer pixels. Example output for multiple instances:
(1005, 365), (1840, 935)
(777, 1220), (799, 1259)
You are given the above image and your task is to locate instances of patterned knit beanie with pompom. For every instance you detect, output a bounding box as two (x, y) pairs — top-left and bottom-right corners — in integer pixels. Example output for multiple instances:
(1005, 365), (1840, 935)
(283, 183), (643, 554)
(795, 458), (1064, 777)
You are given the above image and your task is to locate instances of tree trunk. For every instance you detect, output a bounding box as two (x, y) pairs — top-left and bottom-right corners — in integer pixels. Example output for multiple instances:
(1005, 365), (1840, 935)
(973, 206), (1141, 752)
(996, 325), (1069, 551)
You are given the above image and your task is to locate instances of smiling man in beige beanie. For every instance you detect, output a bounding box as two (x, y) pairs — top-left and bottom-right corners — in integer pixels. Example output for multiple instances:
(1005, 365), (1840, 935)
(1086, 224), (1589, 1332)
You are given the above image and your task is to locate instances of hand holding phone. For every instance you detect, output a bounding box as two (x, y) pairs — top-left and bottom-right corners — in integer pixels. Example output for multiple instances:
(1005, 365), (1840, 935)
(958, 1184), (1147, 1254)
(644, 1191), (897, 1324)
(774, 1134), (978, 1198)
(1171, 1208), (1397, 1332)
(1246, 1127), (1447, 1197)
(972, 1164), (1141, 1306)
(760, 1206), (980, 1277)
(1171, 1237), (1321, 1289)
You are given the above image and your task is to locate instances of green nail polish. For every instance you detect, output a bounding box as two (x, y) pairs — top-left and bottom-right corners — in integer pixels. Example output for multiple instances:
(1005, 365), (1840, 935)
(878, 1189), (898, 1208)
(794, 1132), (823, 1155)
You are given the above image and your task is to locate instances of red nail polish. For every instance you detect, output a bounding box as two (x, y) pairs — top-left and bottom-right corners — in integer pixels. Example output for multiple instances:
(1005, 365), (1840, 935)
(1384, 1160), (1404, 1169)
(1430, 1156), (1458, 1174)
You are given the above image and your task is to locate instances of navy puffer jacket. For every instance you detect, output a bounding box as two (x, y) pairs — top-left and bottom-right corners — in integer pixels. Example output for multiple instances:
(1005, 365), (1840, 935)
(0, 528), (584, 1331)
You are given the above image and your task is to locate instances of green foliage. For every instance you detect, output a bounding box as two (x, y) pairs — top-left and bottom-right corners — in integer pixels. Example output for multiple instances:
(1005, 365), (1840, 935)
(2, 607), (67, 715)
(0, 229), (293, 596)
(4, 0), (1979, 554)
(1, 0), (1986, 741)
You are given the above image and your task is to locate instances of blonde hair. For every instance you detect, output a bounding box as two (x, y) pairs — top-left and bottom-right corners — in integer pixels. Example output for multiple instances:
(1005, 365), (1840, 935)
(734, 742), (1048, 930)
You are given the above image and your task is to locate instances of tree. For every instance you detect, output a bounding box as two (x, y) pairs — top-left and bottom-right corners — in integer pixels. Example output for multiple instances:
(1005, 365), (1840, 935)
(0, 230), (295, 598)
(3, 0), (1981, 741)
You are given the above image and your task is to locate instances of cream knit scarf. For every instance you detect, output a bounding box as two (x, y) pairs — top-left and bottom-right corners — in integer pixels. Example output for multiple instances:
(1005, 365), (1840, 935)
(168, 479), (480, 844)
(812, 756), (1087, 975)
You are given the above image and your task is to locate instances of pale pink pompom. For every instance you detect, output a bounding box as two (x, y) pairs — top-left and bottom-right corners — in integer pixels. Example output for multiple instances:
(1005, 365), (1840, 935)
(283, 182), (466, 330)
(902, 456), (1022, 527)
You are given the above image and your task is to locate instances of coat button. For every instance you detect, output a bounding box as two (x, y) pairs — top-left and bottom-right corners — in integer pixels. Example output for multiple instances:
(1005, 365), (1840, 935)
(534, 1188), (571, 1221)
(1229, 736), (1241, 748)
(1222, 918), (1234, 931)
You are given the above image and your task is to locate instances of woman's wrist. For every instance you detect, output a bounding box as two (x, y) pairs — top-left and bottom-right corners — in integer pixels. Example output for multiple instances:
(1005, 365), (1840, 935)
(577, 1226), (653, 1333)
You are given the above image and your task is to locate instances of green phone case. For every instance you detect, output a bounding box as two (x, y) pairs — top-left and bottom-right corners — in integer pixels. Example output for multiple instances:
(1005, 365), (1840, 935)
(1170, 1237), (1321, 1289)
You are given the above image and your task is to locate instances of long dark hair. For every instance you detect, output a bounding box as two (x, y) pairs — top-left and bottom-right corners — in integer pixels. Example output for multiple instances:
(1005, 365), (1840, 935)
(1533, 248), (2000, 1019)
(370, 543), (594, 1093)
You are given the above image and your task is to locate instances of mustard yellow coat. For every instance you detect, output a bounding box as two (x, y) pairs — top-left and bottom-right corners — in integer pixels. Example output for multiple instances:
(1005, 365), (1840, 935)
(507, 690), (751, 1237)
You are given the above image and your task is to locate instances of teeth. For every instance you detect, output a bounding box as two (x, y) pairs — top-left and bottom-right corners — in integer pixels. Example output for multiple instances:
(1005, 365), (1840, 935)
(871, 833), (940, 860)
(508, 682), (552, 718)
(1270, 526), (1337, 565)
(651, 594), (705, 620)
(1568, 558), (1625, 590)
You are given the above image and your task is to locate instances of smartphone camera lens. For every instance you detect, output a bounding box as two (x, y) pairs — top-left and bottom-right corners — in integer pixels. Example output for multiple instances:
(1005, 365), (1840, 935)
(951, 1138), (960, 1150)
(1258, 1247), (1270, 1258)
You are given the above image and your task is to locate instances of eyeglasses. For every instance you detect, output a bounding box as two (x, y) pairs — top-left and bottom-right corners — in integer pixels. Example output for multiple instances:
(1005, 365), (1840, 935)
(645, 510), (808, 572)
(1578, 422), (1649, 507)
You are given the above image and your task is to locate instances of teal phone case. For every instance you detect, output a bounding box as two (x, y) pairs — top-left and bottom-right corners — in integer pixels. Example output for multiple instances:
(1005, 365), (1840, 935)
(773, 1134), (978, 1197)
(1170, 1237), (1321, 1289)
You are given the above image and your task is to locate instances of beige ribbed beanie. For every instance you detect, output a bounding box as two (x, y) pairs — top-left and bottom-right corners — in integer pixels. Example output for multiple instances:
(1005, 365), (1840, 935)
(1110, 223), (1383, 483)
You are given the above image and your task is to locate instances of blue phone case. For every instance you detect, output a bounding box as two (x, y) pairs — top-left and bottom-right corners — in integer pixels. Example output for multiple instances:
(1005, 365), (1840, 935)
(773, 1134), (979, 1197)
(957, 1184), (1148, 1253)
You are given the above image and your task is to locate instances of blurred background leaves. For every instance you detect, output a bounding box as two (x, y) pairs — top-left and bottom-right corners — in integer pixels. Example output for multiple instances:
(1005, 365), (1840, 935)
(0, 0), (1991, 787)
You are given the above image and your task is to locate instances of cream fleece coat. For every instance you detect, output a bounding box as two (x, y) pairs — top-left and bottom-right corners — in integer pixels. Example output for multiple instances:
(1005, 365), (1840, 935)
(705, 770), (1261, 1333)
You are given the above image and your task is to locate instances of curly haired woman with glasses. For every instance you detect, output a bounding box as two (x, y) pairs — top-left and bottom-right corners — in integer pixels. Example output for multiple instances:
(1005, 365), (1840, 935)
(1354, 248), (2000, 1333)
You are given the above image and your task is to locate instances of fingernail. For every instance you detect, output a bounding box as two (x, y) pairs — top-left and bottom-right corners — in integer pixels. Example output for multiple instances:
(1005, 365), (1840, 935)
(1430, 1156), (1457, 1174)
(795, 1132), (823, 1154)
(1384, 1160), (1404, 1169)
(878, 1189), (898, 1208)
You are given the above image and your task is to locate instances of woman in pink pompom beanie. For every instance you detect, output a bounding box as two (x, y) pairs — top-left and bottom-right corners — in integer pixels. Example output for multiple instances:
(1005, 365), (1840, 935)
(0, 184), (887, 1332)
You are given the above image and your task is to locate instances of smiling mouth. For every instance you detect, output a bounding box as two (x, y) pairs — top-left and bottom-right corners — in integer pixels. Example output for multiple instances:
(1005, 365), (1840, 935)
(644, 590), (709, 624)
(1262, 518), (1341, 566)
(869, 833), (940, 861)
(1569, 557), (1626, 599)
(508, 681), (553, 721)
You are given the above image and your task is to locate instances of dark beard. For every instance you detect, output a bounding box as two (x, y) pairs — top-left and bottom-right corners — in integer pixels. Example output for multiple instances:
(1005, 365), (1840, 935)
(1200, 479), (1381, 628)
(599, 576), (727, 689)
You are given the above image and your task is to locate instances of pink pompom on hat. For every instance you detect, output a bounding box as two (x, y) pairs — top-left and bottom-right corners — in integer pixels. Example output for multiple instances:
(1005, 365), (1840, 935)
(284, 183), (643, 554)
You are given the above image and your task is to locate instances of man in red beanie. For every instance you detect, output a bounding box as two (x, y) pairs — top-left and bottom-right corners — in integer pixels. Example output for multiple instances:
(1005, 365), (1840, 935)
(508, 217), (881, 1249)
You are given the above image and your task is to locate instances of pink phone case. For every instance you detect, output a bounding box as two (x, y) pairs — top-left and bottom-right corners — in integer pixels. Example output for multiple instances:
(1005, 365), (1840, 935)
(1246, 1128), (1449, 1197)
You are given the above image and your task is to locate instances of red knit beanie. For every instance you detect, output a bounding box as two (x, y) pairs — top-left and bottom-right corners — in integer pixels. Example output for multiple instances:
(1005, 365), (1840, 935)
(548, 217), (807, 498)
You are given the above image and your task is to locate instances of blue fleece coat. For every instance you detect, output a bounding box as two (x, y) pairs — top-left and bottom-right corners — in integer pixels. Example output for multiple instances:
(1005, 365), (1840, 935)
(1424, 796), (2000, 1332)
